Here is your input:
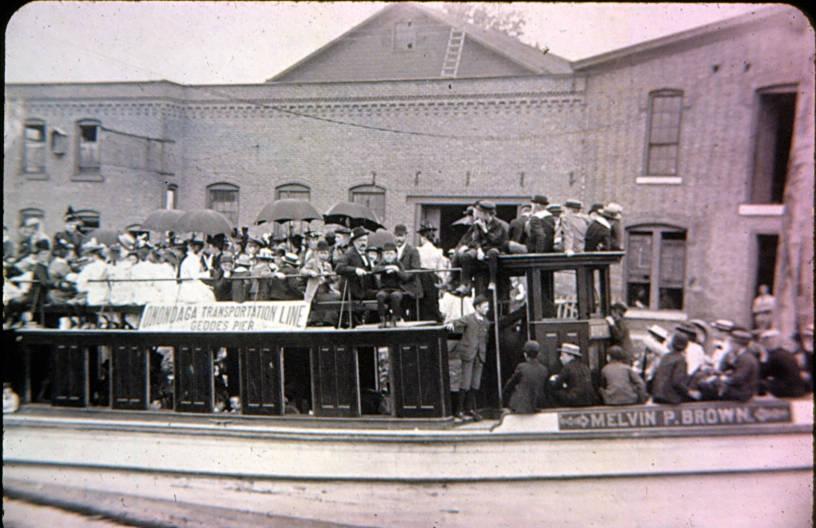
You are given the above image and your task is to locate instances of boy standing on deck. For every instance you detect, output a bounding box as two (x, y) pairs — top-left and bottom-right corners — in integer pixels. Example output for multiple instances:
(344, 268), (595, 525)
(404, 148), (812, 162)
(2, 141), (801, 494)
(446, 294), (491, 421)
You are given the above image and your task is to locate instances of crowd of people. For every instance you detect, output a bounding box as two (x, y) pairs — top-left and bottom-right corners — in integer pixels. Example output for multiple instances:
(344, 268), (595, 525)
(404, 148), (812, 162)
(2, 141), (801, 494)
(2, 196), (624, 329)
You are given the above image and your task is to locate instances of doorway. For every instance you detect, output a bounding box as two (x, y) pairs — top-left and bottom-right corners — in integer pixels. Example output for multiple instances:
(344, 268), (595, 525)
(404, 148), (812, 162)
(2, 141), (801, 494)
(755, 234), (779, 294)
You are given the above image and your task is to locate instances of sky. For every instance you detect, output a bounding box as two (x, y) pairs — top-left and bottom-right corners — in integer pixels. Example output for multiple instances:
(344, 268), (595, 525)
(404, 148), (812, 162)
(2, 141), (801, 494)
(6, 2), (766, 85)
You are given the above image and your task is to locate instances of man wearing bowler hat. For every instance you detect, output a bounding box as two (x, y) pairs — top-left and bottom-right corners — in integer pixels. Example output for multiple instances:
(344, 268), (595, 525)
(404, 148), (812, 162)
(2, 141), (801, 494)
(393, 224), (423, 317)
(335, 227), (377, 303)
(718, 328), (760, 402)
(526, 195), (555, 253)
(53, 206), (84, 258)
(585, 206), (616, 251)
(549, 343), (598, 406)
(455, 200), (508, 296)
(503, 340), (550, 413)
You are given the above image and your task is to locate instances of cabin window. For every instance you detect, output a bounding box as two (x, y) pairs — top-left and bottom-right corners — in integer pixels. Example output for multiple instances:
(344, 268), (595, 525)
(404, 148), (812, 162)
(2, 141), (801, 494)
(77, 120), (101, 173)
(207, 182), (239, 226)
(350, 184), (386, 224)
(750, 86), (796, 204)
(394, 20), (416, 51)
(626, 225), (687, 310)
(645, 90), (683, 176)
(23, 120), (46, 174)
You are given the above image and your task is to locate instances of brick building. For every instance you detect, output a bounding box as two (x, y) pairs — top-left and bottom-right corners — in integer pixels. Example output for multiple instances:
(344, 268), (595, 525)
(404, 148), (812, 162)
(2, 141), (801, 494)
(4, 4), (813, 328)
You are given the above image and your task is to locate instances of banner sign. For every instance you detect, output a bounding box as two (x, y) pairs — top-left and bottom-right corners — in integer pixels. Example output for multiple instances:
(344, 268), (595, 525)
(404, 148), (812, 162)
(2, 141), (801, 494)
(139, 302), (310, 332)
(558, 400), (792, 431)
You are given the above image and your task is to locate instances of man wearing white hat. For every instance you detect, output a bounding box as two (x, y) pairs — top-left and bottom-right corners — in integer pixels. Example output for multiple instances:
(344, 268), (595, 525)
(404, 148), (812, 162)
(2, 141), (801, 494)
(549, 343), (598, 406)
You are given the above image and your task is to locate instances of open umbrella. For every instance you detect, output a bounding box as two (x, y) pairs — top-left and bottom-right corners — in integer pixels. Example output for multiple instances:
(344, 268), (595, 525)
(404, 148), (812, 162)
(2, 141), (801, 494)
(324, 201), (384, 232)
(141, 209), (185, 232)
(256, 199), (322, 225)
(174, 209), (233, 236)
(367, 229), (395, 249)
(84, 228), (121, 246)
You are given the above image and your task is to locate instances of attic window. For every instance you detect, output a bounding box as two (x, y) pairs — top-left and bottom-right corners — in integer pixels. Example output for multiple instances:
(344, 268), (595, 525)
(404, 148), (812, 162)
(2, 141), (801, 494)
(394, 20), (416, 51)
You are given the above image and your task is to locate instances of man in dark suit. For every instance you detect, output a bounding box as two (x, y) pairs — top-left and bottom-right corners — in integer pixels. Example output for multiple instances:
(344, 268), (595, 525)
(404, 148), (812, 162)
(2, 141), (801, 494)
(585, 207), (615, 251)
(455, 201), (508, 295)
(720, 329), (760, 401)
(334, 227), (377, 301)
(507, 204), (532, 252)
(393, 224), (422, 318)
(549, 343), (598, 407)
(651, 333), (701, 404)
(446, 294), (492, 421)
(526, 195), (555, 253)
(503, 340), (550, 413)
(607, 301), (634, 364)
(53, 207), (84, 259)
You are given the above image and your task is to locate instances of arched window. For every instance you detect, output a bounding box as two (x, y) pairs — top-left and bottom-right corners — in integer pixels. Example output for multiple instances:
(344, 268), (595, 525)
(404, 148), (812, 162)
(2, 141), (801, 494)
(275, 182), (310, 201)
(626, 224), (687, 310)
(207, 182), (239, 226)
(77, 119), (102, 173)
(73, 209), (101, 234)
(349, 184), (386, 223)
(23, 119), (46, 174)
(645, 90), (683, 176)
(18, 208), (45, 227)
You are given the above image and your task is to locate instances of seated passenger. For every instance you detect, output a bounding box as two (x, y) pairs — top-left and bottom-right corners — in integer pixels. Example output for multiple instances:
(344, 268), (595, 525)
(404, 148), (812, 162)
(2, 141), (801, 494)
(502, 340), (550, 414)
(335, 227), (377, 302)
(372, 242), (410, 328)
(455, 200), (508, 295)
(600, 345), (647, 405)
(758, 329), (809, 398)
(718, 329), (760, 402)
(549, 343), (598, 407)
(651, 333), (701, 404)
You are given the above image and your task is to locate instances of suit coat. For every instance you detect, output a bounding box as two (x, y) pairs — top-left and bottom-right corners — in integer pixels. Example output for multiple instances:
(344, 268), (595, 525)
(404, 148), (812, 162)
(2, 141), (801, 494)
(762, 348), (808, 398)
(450, 312), (490, 363)
(463, 217), (509, 253)
(722, 349), (759, 402)
(398, 243), (423, 298)
(585, 220), (612, 251)
(551, 360), (597, 406)
(504, 358), (550, 413)
(508, 216), (529, 244)
(527, 214), (555, 253)
(335, 246), (375, 299)
(561, 212), (591, 253)
(608, 316), (634, 364)
(651, 352), (692, 404)
(600, 361), (647, 405)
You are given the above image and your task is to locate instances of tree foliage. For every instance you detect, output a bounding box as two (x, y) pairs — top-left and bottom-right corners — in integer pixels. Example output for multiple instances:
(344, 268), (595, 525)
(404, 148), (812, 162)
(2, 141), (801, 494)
(441, 3), (526, 39)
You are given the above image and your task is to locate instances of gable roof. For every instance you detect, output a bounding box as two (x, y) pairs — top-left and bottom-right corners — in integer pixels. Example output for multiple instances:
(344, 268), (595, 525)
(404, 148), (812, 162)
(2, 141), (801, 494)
(267, 2), (571, 82)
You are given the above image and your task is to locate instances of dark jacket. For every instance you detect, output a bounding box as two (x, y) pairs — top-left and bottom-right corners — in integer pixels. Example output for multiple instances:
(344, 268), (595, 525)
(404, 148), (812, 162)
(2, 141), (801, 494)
(265, 264), (304, 301)
(397, 243), (423, 298)
(450, 312), (490, 363)
(550, 360), (598, 406)
(608, 316), (634, 364)
(508, 216), (529, 244)
(600, 361), (647, 405)
(762, 348), (808, 398)
(721, 349), (760, 402)
(229, 268), (252, 303)
(210, 268), (233, 302)
(335, 246), (375, 299)
(463, 217), (509, 253)
(527, 214), (555, 253)
(503, 358), (550, 413)
(373, 260), (410, 291)
(651, 352), (692, 404)
(585, 220), (612, 251)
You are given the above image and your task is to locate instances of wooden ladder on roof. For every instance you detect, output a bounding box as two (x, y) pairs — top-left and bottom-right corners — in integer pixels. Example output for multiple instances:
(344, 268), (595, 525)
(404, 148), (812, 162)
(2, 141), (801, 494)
(441, 28), (465, 78)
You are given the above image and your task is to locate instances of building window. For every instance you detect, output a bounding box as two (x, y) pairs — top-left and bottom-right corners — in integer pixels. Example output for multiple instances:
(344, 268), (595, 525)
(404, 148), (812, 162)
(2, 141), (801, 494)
(394, 20), (416, 51)
(19, 208), (45, 227)
(626, 225), (686, 310)
(275, 182), (311, 201)
(349, 184), (386, 223)
(77, 119), (101, 173)
(207, 183), (239, 226)
(645, 90), (683, 176)
(750, 85), (797, 204)
(73, 209), (101, 234)
(23, 120), (46, 174)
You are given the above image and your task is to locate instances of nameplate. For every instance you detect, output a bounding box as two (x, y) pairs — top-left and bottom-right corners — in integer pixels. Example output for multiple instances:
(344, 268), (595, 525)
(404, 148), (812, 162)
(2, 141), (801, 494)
(558, 401), (792, 431)
(138, 302), (310, 332)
